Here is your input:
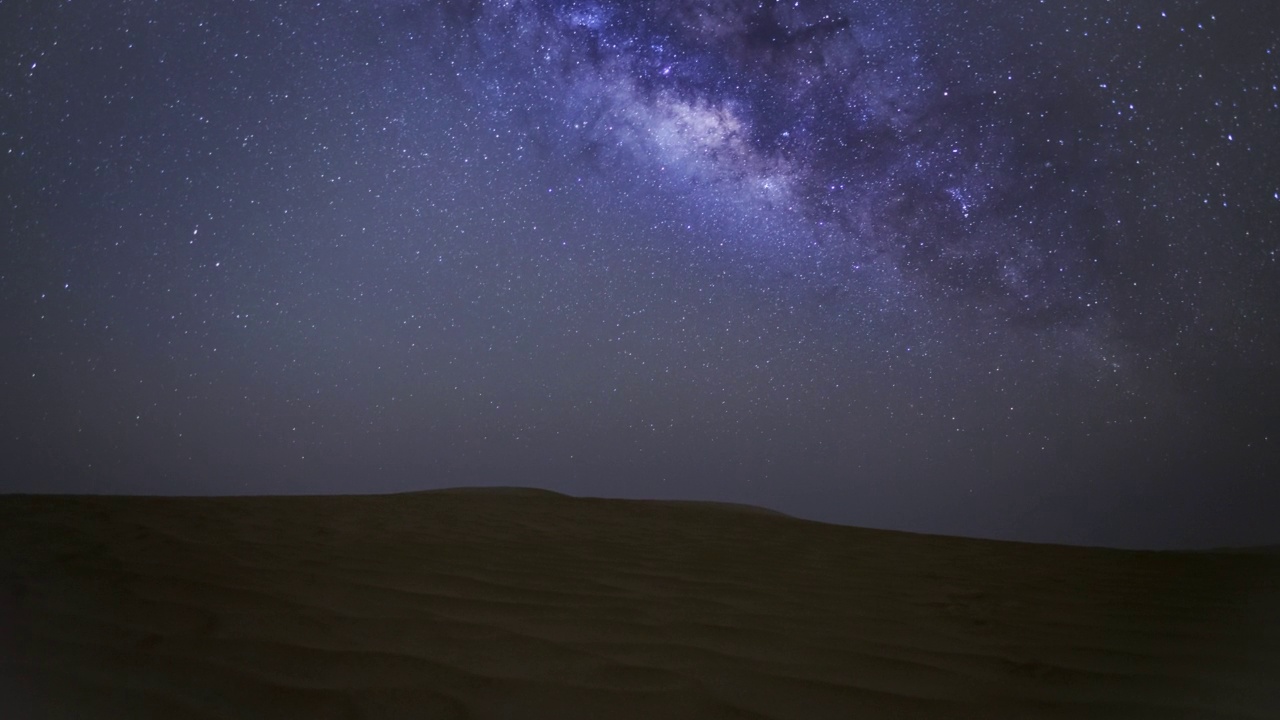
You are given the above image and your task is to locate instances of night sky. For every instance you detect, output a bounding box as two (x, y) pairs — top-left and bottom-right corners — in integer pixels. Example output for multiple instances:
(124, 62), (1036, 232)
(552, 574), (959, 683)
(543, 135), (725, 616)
(3, 0), (1278, 548)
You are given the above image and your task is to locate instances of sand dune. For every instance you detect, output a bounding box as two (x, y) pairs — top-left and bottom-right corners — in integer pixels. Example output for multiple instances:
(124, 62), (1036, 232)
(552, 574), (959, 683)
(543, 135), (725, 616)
(1, 489), (1277, 719)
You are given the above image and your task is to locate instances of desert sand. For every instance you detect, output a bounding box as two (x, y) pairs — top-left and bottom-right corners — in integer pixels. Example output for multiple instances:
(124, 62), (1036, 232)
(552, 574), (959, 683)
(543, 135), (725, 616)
(1, 488), (1277, 719)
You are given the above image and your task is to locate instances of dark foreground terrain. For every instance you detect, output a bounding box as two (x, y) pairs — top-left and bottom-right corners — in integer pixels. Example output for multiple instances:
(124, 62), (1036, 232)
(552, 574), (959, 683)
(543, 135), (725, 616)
(1, 488), (1277, 719)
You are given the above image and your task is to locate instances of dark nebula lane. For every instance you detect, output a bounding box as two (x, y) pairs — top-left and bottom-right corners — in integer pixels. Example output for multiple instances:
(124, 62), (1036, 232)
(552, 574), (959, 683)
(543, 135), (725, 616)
(2, 0), (1278, 548)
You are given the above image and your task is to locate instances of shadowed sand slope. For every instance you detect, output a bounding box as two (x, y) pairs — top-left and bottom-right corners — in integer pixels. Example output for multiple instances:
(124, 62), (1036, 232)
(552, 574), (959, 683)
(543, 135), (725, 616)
(1, 490), (1277, 719)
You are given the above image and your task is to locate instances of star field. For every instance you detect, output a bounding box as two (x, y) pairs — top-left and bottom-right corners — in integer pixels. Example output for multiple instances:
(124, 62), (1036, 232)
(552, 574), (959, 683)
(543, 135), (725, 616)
(2, 0), (1278, 547)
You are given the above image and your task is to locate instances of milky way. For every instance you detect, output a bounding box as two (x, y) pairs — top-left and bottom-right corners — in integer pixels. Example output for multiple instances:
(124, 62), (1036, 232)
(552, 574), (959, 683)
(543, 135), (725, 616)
(434, 1), (1244, 324)
(2, 0), (1278, 547)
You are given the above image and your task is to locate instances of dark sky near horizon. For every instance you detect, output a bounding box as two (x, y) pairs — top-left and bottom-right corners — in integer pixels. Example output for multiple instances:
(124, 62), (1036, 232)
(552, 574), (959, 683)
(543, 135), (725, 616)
(2, 0), (1277, 548)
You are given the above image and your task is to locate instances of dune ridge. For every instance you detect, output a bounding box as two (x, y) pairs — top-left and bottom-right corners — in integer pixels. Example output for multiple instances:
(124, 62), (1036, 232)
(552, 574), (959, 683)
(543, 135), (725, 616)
(1, 488), (1277, 719)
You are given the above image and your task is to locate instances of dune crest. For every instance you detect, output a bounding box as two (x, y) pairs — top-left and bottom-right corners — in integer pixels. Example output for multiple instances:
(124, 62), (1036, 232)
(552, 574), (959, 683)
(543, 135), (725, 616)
(421, 486), (571, 497)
